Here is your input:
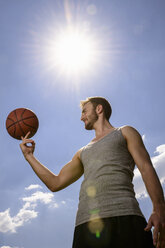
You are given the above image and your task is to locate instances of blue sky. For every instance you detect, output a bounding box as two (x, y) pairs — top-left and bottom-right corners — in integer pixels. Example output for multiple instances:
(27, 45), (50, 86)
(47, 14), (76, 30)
(0, 0), (165, 247)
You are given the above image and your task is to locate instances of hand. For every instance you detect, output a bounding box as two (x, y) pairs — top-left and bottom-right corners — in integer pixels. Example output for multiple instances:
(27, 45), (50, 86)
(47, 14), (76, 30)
(20, 132), (35, 159)
(145, 207), (165, 248)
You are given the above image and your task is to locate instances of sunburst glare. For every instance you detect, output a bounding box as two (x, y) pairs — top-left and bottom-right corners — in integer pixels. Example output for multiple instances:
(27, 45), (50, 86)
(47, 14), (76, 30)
(46, 26), (96, 76)
(24, 1), (117, 87)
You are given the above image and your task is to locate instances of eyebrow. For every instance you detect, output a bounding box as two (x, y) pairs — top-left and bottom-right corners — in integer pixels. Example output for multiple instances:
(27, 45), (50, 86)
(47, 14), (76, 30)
(82, 107), (86, 113)
(81, 102), (90, 113)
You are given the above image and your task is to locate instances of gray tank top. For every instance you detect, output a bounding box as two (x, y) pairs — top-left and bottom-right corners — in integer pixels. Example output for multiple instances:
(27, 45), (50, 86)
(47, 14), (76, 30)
(75, 128), (144, 226)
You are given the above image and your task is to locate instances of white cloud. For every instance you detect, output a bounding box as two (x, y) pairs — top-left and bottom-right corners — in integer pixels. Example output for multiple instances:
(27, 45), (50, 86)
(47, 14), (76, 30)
(0, 246), (18, 248)
(152, 144), (165, 169)
(0, 208), (37, 233)
(0, 247), (11, 248)
(160, 177), (165, 185)
(50, 202), (59, 208)
(25, 184), (42, 191)
(0, 246), (22, 248)
(0, 188), (59, 234)
(22, 191), (54, 205)
(142, 134), (146, 142)
(136, 192), (148, 200)
(133, 143), (165, 199)
(154, 144), (165, 155)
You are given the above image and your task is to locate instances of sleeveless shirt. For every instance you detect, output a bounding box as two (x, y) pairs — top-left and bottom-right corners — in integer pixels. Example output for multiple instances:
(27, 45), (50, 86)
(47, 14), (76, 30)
(75, 128), (144, 226)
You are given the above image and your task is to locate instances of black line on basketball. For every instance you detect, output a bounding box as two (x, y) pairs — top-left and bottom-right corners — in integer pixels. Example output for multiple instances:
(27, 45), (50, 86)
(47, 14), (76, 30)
(7, 121), (16, 137)
(6, 116), (37, 129)
(6, 117), (15, 130)
(21, 108), (27, 119)
(22, 120), (37, 129)
(14, 110), (26, 137)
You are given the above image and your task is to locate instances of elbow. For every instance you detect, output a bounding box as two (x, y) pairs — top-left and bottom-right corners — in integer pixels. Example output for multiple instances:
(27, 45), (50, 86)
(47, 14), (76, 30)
(49, 183), (66, 192)
(47, 176), (61, 192)
(48, 181), (61, 192)
(47, 175), (69, 192)
(48, 185), (59, 192)
(49, 186), (56, 192)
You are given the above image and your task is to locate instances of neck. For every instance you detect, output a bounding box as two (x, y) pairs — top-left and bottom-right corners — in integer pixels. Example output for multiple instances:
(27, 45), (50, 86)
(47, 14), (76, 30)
(93, 119), (114, 140)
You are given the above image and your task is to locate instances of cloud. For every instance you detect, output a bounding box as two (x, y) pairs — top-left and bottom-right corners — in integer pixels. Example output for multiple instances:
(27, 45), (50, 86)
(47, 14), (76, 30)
(0, 186), (59, 234)
(0, 247), (11, 248)
(152, 144), (165, 170)
(0, 246), (22, 248)
(133, 143), (165, 199)
(25, 184), (42, 191)
(0, 246), (21, 248)
(135, 192), (148, 200)
(22, 191), (54, 205)
(142, 134), (146, 142)
(160, 177), (165, 185)
(0, 208), (37, 233)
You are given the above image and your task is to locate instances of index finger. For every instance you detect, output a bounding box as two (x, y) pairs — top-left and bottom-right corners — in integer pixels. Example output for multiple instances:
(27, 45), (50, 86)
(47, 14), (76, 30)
(22, 131), (31, 140)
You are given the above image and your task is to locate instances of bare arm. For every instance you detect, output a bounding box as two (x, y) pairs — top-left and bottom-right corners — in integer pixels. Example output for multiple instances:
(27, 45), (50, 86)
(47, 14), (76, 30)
(122, 126), (165, 247)
(20, 133), (84, 192)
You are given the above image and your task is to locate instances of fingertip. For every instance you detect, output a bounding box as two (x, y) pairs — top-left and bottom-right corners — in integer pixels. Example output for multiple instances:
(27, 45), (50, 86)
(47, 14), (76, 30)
(27, 131), (31, 137)
(153, 240), (157, 247)
(144, 224), (150, 231)
(24, 131), (31, 139)
(144, 228), (149, 232)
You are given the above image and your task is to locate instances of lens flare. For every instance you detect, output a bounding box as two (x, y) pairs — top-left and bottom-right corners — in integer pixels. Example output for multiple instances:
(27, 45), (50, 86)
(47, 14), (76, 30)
(88, 215), (104, 237)
(86, 186), (96, 198)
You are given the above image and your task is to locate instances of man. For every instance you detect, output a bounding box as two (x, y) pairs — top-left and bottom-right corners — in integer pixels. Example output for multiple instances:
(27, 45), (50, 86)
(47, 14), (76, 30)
(20, 96), (165, 248)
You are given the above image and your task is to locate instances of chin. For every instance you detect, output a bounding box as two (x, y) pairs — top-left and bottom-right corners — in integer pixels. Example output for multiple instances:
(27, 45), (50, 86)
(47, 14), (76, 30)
(85, 124), (93, 130)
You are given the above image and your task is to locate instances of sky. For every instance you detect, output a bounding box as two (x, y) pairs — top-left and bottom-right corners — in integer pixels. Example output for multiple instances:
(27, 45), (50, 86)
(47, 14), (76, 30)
(0, 0), (165, 247)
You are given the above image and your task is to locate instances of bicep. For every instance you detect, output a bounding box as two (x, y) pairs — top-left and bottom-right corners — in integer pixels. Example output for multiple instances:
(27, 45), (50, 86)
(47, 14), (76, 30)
(122, 126), (153, 173)
(57, 151), (84, 191)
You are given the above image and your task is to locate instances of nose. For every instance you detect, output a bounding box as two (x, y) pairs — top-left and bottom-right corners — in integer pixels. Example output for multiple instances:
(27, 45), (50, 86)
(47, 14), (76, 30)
(81, 113), (84, 121)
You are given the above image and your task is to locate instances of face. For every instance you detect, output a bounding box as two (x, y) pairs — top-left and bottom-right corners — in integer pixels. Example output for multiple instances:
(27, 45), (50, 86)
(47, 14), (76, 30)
(81, 102), (98, 130)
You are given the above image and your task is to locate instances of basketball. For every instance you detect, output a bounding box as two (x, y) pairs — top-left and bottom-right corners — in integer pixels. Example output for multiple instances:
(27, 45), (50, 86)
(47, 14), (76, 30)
(6, 108), (39, 140)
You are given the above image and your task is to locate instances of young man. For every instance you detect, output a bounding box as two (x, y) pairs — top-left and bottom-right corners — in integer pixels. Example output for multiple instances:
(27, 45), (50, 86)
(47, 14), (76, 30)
(20, 97), (165, 248)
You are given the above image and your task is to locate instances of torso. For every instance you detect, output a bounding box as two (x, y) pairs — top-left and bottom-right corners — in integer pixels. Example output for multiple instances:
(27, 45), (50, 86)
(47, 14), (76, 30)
(75, 127), (144, 227)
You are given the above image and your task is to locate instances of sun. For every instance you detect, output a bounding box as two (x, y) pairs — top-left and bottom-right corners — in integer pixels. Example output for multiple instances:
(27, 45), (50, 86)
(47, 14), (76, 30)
(55, 29), (93, 73)
(46, 26), (96, 76)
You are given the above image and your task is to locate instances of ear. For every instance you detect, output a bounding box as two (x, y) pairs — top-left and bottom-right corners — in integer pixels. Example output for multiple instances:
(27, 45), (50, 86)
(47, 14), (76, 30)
(96, 104), (103, 114)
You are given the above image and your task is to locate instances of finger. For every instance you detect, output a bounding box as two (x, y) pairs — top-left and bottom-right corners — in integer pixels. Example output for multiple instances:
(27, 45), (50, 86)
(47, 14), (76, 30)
(159, 225), (165, 248)
(21, 132), (31, 140)
(25, 140), (35, 145)
(156, 233), (160, 248)
(144, 221), (152, 231)
(24, 131), (31, 139)
(153, 225), (159, 246)
(21, 139), (35, 146)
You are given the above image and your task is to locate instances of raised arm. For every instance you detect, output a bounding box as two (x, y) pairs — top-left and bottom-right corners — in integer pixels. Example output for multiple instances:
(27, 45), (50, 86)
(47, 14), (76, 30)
(20, 132), (84, 192)
(121, 126), (165, 248)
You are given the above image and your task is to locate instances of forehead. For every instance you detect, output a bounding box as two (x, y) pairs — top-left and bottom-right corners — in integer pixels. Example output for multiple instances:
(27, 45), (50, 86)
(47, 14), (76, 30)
(81, 102), (93, 112)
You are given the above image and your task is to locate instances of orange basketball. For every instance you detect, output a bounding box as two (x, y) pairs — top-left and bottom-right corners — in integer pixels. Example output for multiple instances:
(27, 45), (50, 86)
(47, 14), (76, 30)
(6, 108), (39, 140)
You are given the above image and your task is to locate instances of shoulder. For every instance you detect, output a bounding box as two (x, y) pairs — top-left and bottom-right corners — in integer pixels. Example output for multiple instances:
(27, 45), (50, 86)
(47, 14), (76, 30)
(72, 147), (85, 160)
(119, 125), (142, 141)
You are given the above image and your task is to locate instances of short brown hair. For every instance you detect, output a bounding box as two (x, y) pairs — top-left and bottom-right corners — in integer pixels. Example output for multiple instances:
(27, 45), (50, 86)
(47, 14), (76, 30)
(80, 96), (112, 121)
